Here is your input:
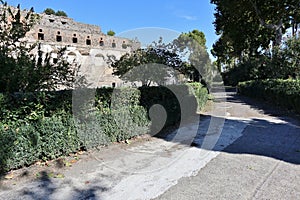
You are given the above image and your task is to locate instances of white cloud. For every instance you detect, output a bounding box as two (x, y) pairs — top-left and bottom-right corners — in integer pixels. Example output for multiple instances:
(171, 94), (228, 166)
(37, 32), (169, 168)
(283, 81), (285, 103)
(181, 15), (197, 21)
(165, 4), (198, 21)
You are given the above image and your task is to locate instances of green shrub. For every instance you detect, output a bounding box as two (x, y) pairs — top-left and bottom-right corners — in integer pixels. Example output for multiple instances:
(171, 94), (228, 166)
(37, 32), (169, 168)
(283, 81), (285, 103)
(238, 79), (300, 113)
(75, 87), (150, 149)
(0, 113), (80, 172)
(139, 83), (208, 130)
(0, 83), (208, 172)
(139, 85), (183, 129)
(35, 113), (80, 161)
(186, 82), (209, 111)
(0, 91), (73, 123)
(0, 122), (38, 172)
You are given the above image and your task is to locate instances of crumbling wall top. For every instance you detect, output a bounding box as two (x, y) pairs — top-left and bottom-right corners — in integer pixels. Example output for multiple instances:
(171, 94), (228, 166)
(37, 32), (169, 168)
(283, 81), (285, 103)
(39, 14), (102, 34)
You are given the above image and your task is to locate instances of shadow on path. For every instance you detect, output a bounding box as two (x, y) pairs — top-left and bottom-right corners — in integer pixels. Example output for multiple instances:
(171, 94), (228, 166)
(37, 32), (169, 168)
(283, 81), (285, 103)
(155, 87), (300, 165)
(20, 171), (108, 200)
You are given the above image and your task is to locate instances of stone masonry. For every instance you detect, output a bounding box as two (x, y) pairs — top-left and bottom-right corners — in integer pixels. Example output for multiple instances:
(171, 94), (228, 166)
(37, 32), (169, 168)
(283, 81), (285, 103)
(25, 13), (140, 88)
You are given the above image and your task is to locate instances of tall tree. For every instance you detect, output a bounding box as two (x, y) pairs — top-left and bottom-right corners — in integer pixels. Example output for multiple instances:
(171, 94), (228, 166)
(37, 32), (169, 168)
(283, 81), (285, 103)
(111, 45), (183, 86)
(172, 30), (212, 83)
(112, 30), (212, 87)
(211, 0), (300, 66)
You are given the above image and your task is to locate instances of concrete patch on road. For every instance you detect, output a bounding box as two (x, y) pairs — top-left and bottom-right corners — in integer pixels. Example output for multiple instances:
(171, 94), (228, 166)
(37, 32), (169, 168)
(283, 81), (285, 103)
(99, 118), (250, 200)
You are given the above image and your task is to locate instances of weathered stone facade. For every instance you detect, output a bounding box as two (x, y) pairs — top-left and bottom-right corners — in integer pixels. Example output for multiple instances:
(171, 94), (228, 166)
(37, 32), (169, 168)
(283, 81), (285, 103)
(25, 13), (140, 88)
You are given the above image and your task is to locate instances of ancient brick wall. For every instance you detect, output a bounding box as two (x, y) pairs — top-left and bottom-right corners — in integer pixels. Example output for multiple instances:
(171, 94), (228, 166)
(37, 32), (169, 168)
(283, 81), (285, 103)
(26, 14), (138, 51)
(24, 13), (140, 88)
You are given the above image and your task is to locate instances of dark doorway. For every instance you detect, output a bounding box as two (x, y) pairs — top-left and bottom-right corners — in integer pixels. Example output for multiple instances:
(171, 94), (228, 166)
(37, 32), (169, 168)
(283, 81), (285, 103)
(38, 33), (44, 40)
(56, 35), (62, 42)
(86, 39), (91, 45)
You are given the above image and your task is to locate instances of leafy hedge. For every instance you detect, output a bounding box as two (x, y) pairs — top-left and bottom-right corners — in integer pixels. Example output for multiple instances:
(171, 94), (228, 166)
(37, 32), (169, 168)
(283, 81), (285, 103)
(0, 83), (208, 173)
(139, 83), (208, 130)
(238, 79), (300, 113)
(77, 88), (150, 149)
(187, 82), (209, 111)
(0, 113), (80, 172)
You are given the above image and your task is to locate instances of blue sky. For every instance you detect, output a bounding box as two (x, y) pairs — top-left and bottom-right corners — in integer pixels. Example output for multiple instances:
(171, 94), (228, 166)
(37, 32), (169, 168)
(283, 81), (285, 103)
(6, 0), (218, 58)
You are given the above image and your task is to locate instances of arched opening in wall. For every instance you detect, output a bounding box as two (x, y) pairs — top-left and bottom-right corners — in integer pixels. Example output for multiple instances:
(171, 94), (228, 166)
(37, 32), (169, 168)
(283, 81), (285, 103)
(99, 38), (104, 46)
(68, 52), (76, 56)
(86, 36), (91, 45)
(56, 31), (62, 42)
(79, 49), (90, 56)
(112, 40), (116, 48)
(72, 33), (78, 43)
(122, 41), (127, 49)
(95, 53), (104, 58)
(38, 29), (44, 40)
(56, 35), (62, 42)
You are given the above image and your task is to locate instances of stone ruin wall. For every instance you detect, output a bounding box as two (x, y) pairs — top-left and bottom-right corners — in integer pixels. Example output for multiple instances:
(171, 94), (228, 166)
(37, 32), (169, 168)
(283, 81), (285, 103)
(25, 14), (140, 88)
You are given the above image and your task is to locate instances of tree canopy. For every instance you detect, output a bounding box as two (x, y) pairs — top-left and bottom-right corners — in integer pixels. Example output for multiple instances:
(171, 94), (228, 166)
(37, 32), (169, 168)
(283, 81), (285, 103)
(178, 30), (207, 49)
(173, 30), (211, 82)
(111, 29), (213, 87)
(55, 10), (68, 17)
(111, 46), (183, 86)
(43, 8), (55, 15)
(211, 0), (300, 66)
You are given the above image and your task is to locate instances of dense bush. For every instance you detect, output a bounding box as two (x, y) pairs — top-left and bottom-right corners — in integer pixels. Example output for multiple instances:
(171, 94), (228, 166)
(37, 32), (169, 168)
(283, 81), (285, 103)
(0, 83), (208, 173)
(0, 113), (79, 172)
(78, 87), (150, 149)
(187, 82), (209, 111)
(140, 85), (182, 129)
(222, 57), (259, 86)
(238, 79), (300, 113)
(139, 83), (208, 131)
(0, 91), (73, 124)
(0, 87), (149, 172)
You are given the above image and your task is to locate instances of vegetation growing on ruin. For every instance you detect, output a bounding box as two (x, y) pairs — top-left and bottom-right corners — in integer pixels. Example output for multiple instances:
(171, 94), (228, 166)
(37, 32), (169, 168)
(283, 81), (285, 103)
(43, 8), (68, 17)
(107, 29), (116, 36)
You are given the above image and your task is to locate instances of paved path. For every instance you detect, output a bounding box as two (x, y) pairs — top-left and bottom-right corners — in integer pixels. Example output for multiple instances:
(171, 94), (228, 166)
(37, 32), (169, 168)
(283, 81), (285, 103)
(0, 87), (299, 199)
(155, 89), (300, 200)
